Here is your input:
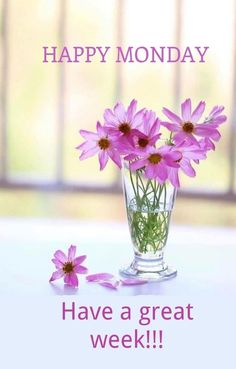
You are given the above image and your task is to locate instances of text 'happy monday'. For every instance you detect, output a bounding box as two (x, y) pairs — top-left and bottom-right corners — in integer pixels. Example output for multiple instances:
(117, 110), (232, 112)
(42, 46), (209, 63)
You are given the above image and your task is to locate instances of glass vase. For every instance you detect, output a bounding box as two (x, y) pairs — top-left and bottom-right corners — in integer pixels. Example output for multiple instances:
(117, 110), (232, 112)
(120, 160), (177, 281)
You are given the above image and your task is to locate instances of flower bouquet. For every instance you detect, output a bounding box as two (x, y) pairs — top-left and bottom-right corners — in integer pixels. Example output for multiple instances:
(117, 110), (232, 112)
(77, 99), (226, 281)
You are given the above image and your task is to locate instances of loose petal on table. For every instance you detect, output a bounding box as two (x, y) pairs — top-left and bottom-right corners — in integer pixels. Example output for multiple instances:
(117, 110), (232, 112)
(99, 280), (120, 290)
(86, 273), (115, 282)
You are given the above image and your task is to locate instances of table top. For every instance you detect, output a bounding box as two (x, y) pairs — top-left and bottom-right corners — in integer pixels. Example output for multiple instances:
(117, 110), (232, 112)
(0, 217), (235, 296)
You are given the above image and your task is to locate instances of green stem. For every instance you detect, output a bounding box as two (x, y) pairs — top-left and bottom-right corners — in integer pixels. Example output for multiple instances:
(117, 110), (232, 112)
(127, 164), (171, 254)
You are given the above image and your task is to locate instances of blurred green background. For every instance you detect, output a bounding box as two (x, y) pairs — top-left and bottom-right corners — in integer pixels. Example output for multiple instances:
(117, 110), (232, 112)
(0, 0), (235, 226)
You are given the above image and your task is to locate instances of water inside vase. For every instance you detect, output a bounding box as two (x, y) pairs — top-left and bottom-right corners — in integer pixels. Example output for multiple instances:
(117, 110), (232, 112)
(127, 199), (172, 256)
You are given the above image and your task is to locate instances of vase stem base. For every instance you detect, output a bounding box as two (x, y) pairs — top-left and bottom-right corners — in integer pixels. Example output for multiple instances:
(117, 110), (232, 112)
(119, 256), (177, 282)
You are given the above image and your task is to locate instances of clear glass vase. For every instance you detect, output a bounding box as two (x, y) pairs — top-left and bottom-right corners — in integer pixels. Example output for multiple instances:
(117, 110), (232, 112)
(119, 160), (177, 281)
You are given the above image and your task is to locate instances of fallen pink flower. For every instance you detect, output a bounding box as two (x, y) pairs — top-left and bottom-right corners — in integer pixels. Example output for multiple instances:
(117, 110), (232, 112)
(49, 245), (88, 288)
(86, 273), (115, 282)
(121, 279), (148, 286)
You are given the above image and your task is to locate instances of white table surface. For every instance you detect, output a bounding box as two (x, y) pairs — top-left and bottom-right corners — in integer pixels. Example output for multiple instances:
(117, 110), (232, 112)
(0, 218), (235, 296)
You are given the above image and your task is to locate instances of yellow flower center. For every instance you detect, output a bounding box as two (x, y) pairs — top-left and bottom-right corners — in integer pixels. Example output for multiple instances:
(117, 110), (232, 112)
(98, 138), (110, 150)
(118, 122), (131, 134)
(138, 137), (149, 148)
(148, 153), (162, 164)
(63, 262), (74, 274)
(182, 121), (194, 133)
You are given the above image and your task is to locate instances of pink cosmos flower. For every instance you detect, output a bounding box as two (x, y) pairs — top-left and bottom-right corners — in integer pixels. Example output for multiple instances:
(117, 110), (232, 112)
(168, 142), (207, 187)
(162, 99), (224, 145)
(123, 110), (162, 160)
(77, 121), (121, 170)
(103, 99), (145, 142)
(49, 245), (88, 288)
(129, 145), (181, 183)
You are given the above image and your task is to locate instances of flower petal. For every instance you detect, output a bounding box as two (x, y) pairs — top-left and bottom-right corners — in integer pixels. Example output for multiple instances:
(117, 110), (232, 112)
(103, 109), (119, 125)
(76, 140), (97, 152)
(74, 255), (87, 265)
(130, 159), (147, 171)
(80, 130), (98, 140)
(194, 126), (221, 141)
(180, 158), (196, 177)
(54, 250), (67, 263)
(74, 265), (88, 274)
(156, 163), (168, 181)
(68, 273), (79, 287)
(49, 269), (64, 282)
(149, 118), (161, 136)
(168, 168), (180, 188)
(181, 99), (192, 121)
(52, 258), (63, 269)
(99, 280), (120, 289)
(64, 273), (79, 287)
(191, 101), (205, 123)
(165, 151), (182, 162)
(99, 150), (109, 170)
(149, 133), (162, 146)
(96, 121), (107, 136)
(162, 107), (182, 124)
(212, 115), (227, 125)
(80, 145), (99, 160)
(132, 109), (146, 128)
(114, 102), (126, 122)
(108, 148), (122, 169)
(68, 245), (76, 261)
(209, 105), (224, 117)
(161, 121), (181, 132)
(64, 274), (70, 283)
(145, 164), (156, 179)
(86, 273), (115, 282)
(211, 130), (221, 141)
(127, 99), (137, 121)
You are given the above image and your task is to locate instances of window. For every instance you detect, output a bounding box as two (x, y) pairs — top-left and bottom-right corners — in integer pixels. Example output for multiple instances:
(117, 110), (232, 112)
(0, 0), (235, 201)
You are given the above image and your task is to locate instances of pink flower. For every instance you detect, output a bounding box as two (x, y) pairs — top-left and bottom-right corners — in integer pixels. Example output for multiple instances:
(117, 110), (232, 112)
(124, 110), (162, 160)
(162, 99), (225, 145)
(168, 143), (207, 187)
(49, 245), (88, 288)
(77, 121), (121, 170)
(103, 99), (145, 142)
(129, 145), (181, 183)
